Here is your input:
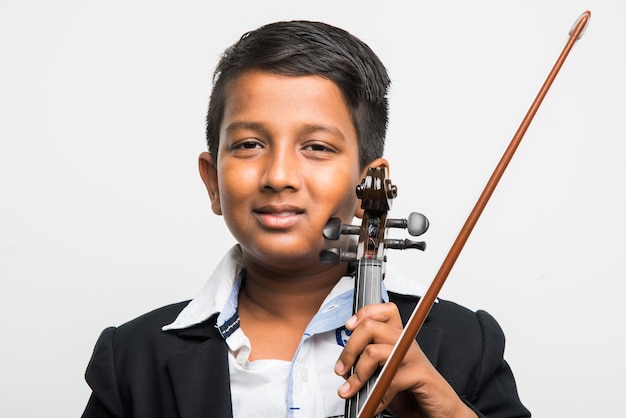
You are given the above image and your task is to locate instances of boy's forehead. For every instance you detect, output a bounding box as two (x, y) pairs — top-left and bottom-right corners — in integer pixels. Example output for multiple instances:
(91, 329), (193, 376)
(224, 69), (347, 103)
(222, 70), (353, 124)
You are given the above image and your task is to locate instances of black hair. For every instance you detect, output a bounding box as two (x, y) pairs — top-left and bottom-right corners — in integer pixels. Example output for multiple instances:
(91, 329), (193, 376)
(205, 20), (390, 169)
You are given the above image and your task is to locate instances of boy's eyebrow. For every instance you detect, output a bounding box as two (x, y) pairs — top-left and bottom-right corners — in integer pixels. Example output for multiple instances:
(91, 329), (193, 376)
(300, 124), (346, 140)
(224, 121), (347, 140)
(224, 121), (268, 135)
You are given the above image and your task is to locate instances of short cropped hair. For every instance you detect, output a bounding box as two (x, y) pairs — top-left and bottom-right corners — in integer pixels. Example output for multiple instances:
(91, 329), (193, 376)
(206, 20), (391, 169)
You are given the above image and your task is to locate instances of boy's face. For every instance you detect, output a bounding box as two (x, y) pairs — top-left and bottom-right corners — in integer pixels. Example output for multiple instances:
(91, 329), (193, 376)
(200, 70), (386, 271)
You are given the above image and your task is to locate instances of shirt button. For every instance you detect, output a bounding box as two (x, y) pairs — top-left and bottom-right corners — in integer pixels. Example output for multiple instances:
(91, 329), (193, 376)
(236, 350), (247, 366)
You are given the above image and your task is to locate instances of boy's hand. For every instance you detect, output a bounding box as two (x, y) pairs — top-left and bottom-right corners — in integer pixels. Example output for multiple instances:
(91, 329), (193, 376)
(334, 303), (477, 418)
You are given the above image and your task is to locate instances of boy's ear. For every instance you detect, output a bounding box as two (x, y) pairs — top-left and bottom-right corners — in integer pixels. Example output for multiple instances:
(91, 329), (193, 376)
(355, 157), (391, 219)
(198, 152), (222, 216)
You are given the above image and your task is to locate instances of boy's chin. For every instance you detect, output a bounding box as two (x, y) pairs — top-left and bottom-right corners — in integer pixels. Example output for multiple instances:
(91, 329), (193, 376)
(242, 244), (330, 271)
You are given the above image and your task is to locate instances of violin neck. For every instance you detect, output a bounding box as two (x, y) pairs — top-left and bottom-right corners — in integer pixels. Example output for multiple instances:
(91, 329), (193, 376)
(353, 258), (383, 311)
(345, 258), (384, 418)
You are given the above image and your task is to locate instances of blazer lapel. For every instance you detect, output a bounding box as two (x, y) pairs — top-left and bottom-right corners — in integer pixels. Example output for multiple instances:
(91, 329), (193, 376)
(166, 321), (233, 418)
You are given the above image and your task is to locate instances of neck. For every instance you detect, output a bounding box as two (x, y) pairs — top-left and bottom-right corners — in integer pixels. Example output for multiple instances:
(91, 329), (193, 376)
(236, 260), (349, 361)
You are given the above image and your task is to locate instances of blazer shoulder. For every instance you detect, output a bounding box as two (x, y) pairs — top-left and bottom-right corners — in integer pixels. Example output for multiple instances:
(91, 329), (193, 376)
(104, 301), (194, 353)
(388, 291), (490, 331)
(118, 300), (191, 329)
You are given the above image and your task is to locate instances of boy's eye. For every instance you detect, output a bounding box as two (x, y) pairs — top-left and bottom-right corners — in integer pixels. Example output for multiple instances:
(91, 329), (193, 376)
(232, 140), (262, 150)
(241, 142), (261, 149)
(304, 142), (335, 153)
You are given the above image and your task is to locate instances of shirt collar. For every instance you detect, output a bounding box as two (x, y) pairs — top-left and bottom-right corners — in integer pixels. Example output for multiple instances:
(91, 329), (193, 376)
(162, 245), (244, 331)
(162, 245), (430, 332)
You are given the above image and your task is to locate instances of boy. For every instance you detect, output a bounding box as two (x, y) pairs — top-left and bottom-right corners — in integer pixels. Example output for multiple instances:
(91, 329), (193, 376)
(82, 21), (530, 417)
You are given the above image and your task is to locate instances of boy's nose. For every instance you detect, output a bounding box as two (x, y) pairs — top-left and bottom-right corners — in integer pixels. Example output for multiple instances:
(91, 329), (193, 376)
(260, 148), (301, 192)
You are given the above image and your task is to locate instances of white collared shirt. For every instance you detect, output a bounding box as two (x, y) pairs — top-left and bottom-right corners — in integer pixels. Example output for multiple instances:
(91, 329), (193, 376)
(163, 245), (428, 418)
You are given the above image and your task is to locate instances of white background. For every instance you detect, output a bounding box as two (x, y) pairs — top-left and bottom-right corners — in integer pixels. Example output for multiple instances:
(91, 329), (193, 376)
(1, 1), (624, 417)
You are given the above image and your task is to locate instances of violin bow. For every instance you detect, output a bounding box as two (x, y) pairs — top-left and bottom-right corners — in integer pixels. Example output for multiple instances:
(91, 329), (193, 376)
(358, 10), (591, 417)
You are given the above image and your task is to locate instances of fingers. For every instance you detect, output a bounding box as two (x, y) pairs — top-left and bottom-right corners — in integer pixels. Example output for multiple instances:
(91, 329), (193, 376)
(337, 340), (393, 398)
(336, 302), (402, 375)
(344, 302), (403, 332)
(335, 303), (403, 398)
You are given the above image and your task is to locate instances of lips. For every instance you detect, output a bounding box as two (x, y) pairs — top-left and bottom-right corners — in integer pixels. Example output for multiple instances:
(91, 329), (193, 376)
(253, 204), (305, 229)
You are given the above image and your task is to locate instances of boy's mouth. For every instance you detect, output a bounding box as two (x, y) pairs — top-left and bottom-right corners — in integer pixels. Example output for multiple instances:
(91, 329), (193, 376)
(253, 205), (305, 229)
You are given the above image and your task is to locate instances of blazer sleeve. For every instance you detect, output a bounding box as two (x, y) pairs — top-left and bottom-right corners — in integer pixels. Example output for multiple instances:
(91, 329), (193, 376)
(82, 327), (126, 418)
(463, 310), (530, 418)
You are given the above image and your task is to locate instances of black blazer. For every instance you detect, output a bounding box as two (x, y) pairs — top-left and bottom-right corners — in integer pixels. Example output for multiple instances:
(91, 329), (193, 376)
(82, 293), (530, 417)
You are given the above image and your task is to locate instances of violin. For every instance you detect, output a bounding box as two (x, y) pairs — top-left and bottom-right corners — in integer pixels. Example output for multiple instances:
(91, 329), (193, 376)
(320, 167), (429, 418)
(321, 10), (591, 418)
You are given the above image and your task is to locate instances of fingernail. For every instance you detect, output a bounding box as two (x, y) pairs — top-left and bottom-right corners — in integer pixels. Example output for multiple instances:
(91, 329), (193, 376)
(339, 381), (350, 395)
(334, 360), (345, 374)
(346, 315), (357, 328)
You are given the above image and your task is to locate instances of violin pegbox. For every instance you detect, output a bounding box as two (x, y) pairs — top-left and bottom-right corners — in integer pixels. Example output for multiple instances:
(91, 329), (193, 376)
(319, 167), (429, 264)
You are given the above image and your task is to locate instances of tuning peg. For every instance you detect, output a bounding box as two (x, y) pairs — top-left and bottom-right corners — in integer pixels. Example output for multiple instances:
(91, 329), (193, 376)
(407, 212), (429, 236)
(319, 248), (357, 264)
(384, 239), (426, 251)
(386, 212), (429, 236)
(323, 218), (361, 240)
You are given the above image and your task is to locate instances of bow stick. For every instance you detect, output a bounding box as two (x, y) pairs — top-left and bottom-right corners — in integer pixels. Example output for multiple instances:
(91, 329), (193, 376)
(358, 10), (591, 417)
